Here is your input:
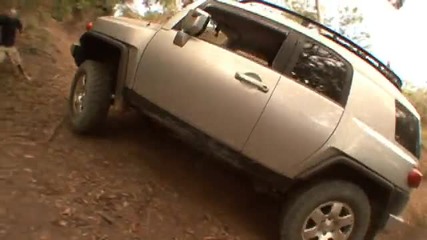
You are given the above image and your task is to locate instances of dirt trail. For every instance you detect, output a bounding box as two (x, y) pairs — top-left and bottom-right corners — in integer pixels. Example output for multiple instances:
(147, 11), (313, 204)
(1, 18), (280, 240)
(0, 17), (425, 240)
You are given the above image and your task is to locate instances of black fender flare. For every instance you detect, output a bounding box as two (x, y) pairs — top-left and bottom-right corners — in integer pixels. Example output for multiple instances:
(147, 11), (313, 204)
(297, 155), (394, 190)
(77, 31), (130, 109)
(296, 154), (409, 232)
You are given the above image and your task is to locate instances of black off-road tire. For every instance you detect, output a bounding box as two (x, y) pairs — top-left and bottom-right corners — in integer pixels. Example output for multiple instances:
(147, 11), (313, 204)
(68, 60), (113, 134)
(280, 180), (371, 240)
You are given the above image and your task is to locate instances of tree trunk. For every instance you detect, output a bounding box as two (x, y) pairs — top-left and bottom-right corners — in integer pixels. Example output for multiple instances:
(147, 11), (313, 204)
(315, 0), (323, 24)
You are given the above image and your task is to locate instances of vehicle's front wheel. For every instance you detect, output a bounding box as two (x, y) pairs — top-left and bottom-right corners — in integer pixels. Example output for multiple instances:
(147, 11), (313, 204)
(280, 180), (371, 240)
(68, 60), (113, 134)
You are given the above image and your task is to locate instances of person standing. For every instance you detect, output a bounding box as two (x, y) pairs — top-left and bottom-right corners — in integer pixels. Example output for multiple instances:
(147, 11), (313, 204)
(0, 8), (31, 81)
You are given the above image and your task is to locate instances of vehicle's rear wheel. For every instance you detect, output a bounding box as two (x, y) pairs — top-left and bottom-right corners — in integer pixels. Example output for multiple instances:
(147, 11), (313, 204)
(280, 180), (371, 240)
(68, 60), (113, 134)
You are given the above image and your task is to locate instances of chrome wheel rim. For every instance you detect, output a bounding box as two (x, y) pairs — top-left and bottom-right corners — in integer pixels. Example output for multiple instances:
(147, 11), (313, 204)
(73, 74), (87, 114)
(302, 201), (355, 240)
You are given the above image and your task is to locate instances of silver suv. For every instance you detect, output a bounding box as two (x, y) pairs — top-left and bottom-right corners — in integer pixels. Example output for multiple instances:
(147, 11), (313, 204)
(68, 0), (424, 239)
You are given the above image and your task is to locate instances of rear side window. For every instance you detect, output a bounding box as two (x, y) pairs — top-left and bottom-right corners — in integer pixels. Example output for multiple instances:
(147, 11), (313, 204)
(395, 100), (421, 159)
(290, 39), (352, 106)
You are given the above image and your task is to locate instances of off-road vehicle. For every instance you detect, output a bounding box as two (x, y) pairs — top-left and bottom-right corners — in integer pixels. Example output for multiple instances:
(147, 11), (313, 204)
(68, 0), (424, 239)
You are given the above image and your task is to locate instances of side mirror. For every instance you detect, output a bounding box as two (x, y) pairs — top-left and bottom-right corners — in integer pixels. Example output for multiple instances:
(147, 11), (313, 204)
(182, 8), (210, 36)
(174, 8), (211, 47)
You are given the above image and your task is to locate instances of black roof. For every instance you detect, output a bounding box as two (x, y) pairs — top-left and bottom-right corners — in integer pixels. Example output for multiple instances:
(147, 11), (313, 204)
(238, 0), (403, 90)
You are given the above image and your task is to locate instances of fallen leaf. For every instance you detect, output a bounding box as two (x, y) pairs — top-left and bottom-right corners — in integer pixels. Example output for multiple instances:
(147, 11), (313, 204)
(58, 220), (67, 227)
(98, 212), (114, 225)
(61, 207), (72, 216)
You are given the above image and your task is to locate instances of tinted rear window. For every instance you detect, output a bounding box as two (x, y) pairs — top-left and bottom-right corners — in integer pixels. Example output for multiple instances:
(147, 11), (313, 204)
(290, 39), (352, 106)
(395, 100), (421, 159)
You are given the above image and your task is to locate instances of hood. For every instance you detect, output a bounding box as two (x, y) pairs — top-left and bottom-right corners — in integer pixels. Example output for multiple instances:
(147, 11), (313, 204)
(95, 16), (162, 31)
(90, 16), (162, 49)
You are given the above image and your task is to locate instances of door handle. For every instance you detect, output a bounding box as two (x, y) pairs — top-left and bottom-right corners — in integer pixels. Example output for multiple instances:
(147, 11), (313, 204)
(235, 72), (269, 93)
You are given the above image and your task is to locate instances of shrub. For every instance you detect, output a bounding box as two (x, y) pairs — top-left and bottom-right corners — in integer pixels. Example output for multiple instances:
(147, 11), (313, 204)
(404, 87), (427, 125)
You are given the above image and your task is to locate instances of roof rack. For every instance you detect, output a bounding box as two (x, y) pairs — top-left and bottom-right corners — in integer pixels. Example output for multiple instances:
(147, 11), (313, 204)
(238, 0), (403, 90)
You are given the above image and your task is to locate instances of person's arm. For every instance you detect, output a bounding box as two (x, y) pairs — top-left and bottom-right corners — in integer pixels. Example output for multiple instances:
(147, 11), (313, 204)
(16, 19), (23, 33)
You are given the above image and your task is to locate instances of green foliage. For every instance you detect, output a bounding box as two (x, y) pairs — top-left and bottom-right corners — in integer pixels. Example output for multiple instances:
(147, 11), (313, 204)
(403, 87), (427, 125)
(1, 0), (174, 22)
(50, 0), (120, 20)
(403, 84), (427, 153)
(150, 0), (177, 11)
(283, 0), (371, 49)
(283, 0), (318, 22)
(326, 5), (371, 49)
(4, 0), (122, 21)
(2, 0), (40, 9)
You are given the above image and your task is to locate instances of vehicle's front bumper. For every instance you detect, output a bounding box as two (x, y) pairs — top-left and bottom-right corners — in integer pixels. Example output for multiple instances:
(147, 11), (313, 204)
(70, 43), (79, 56)
(70, 42), (84, 66)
